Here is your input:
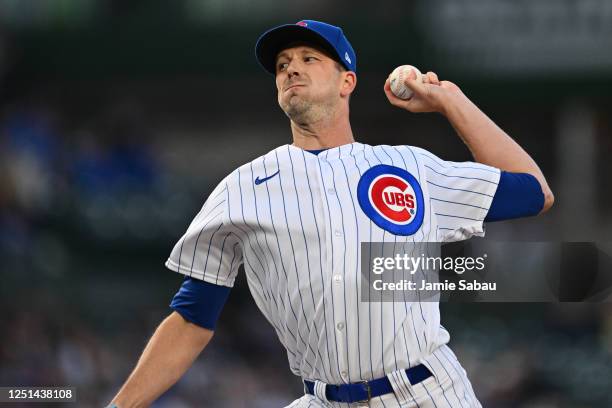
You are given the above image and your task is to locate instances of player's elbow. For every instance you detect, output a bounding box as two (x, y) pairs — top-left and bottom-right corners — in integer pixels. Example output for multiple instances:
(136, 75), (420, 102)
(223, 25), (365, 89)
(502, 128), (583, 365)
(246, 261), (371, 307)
(540, 186), (555, 213)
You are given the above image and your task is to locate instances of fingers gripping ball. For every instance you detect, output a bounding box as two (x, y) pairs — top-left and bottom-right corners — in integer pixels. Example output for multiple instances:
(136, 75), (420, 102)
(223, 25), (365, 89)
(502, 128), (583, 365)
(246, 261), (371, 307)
(389, 65), (423, 100)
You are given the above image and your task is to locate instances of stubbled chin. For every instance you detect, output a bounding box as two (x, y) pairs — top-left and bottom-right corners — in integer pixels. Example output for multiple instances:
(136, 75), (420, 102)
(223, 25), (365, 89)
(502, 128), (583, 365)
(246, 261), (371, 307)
(283, 99), (311, 119)
(282, 94), (303, 108)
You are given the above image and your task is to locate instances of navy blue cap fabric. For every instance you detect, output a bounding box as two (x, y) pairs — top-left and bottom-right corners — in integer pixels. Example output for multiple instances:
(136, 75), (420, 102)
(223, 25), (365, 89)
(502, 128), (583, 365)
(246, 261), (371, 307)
(255, 20), (356, 74)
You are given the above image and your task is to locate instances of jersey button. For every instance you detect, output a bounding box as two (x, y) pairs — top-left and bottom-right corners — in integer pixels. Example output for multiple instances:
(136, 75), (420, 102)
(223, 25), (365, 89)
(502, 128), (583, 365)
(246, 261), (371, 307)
(336, 322), (345, 330)
(341, 370), (348, 378)
(333, 274), (342, 283)
(327, 188), (336, 195)
(334, 230), (343, 237)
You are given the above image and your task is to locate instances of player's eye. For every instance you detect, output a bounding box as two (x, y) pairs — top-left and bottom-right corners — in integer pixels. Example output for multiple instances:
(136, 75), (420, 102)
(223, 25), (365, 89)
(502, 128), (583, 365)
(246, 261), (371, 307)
(304, 56), (317, 63)
(278, 62), (289, 71)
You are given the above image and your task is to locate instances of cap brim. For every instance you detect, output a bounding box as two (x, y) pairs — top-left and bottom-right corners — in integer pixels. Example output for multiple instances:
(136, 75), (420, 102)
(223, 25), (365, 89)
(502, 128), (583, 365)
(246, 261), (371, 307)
(255, 24), (341, 75)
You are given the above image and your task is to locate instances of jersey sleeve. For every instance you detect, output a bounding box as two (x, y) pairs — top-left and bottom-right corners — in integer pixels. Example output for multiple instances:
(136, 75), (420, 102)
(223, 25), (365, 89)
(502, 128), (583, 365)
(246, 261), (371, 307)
(485, 171), (544, 221)
(165, 175), (243, 287)
(170, 276), (232, 330)
(413, 147), (501, 242)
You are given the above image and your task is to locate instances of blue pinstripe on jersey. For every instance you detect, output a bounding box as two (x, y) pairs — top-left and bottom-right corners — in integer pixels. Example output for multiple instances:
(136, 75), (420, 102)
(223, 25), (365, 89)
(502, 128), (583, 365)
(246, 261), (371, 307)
(324, 155), (352, 382)
(417, 151), (499, 174)
(410, 147), (463, 407)
(236, 169), (280, 320)
(430, 197), (488, 210)
(276, 149), (330, 382)
(315, 156), (345, 385)
(299, 149), (342, 382)
(176, 193), (225, 276)
(401, 147), (445, 408)
(355, 146), (376, 383)
(391, 147), (421, 407)
(269, 156), (321, 375)
(424, 164), (497, 184)
(248, 162), (293, 346)
(230, 176), (302, 365)
(339, 144), (363, 379)
(427, 181), (494, 197)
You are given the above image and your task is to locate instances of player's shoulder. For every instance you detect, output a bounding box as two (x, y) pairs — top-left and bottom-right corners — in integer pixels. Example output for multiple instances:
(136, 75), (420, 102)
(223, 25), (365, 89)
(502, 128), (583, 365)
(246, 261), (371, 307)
(371, 144), (469, 168)
(367, 144), (500, 177)
(365, 143), (434, 162)
(366, 144), (493, 173)
(403, 145), (502, 180)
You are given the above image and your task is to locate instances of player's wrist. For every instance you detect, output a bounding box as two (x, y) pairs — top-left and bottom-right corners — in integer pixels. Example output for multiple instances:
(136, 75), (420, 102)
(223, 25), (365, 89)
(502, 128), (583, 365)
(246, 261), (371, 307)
(437, 88), (468, 117)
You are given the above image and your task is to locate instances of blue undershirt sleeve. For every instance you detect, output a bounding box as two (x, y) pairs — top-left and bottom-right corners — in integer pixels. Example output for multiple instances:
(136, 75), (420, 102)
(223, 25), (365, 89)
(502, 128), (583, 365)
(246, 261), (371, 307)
(485, 171), (545, 222)
(170, 276), (232, 330)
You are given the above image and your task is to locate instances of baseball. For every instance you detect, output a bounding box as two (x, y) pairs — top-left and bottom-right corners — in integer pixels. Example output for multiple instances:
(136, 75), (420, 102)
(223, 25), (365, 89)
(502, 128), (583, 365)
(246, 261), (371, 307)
(389, 65), (423, 100)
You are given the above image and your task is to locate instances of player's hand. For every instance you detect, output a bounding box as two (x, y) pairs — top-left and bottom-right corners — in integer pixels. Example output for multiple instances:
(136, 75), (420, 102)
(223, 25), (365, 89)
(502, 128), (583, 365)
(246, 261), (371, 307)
(383, 70), (463, 114)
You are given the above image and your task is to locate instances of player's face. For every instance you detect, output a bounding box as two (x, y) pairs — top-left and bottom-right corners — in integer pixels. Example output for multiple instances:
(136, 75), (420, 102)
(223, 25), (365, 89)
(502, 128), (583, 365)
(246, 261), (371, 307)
(274, 45), (345, 122)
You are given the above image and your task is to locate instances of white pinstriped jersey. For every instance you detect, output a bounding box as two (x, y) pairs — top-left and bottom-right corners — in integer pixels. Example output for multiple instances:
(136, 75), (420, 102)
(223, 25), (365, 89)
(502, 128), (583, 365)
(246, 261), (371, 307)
(166, 142), (500, 389)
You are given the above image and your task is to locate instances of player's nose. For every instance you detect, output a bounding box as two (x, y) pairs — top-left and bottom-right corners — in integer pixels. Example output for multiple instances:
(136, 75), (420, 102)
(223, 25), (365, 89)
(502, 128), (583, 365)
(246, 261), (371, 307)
(286, 60), (302, 78)
(288, 66), (301, 79)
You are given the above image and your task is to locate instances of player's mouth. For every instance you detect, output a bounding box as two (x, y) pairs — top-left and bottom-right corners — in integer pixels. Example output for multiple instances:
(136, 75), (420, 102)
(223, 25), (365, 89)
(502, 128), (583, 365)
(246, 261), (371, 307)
(284, 84), (306, 92)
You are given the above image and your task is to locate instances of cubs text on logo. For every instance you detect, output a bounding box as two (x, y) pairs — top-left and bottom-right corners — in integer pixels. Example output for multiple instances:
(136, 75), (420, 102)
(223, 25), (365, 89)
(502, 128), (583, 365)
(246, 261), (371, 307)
(357, 164), (424, 236)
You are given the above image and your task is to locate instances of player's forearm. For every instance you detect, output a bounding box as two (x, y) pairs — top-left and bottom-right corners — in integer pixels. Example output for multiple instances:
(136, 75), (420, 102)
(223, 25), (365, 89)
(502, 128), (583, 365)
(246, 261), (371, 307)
(440, 90), (554, 211)
(110, 311), (214, 408)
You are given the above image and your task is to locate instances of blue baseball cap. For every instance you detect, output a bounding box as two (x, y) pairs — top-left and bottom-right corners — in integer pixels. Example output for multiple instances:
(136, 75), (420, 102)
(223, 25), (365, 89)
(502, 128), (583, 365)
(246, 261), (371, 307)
(255, 20), (357, 75)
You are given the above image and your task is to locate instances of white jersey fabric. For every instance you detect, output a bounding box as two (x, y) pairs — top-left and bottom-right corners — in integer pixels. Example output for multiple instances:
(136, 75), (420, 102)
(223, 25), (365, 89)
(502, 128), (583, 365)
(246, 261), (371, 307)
(166, 142), (500, 406)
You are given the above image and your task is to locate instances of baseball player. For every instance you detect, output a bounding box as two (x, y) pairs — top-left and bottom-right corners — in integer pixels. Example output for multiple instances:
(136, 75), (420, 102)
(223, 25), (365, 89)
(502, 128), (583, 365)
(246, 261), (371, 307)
(108, 20), (553, 407)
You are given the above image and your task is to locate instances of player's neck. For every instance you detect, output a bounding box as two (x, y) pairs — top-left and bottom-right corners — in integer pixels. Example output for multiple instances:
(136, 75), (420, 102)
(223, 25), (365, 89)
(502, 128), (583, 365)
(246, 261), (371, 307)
(290, 114), (354, 150)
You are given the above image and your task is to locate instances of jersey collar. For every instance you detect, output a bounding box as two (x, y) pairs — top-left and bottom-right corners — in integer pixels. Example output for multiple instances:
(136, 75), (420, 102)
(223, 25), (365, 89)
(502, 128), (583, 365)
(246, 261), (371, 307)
(288, 142), (365, 160)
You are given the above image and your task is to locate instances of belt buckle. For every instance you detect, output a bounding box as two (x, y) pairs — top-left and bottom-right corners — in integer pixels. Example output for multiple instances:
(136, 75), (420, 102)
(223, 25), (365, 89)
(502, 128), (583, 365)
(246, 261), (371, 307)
(356, 380), (372, 404)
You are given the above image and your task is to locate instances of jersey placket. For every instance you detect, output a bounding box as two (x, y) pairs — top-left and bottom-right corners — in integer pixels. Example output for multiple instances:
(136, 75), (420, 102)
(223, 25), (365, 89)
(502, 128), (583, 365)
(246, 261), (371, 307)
(317, 151), (351, 384)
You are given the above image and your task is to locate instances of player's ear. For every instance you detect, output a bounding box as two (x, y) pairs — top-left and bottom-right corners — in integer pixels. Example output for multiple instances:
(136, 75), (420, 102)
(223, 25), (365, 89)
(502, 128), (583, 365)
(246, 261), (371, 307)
(340, 71), (356, 98)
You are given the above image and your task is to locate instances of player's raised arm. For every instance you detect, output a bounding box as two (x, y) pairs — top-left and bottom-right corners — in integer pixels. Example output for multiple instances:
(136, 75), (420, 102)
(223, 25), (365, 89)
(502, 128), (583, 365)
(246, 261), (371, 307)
(383, 69), (554, 213)
(108, 311), (214, 408)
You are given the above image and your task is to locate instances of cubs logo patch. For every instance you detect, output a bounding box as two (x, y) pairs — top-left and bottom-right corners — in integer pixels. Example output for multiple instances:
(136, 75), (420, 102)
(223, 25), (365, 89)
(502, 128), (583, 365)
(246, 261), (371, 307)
(357, 164), (424, 236)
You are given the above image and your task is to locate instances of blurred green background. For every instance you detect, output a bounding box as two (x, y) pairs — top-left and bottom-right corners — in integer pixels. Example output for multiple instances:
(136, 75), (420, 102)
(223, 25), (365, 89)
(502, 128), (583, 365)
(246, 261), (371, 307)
(1, 1), (612, 407)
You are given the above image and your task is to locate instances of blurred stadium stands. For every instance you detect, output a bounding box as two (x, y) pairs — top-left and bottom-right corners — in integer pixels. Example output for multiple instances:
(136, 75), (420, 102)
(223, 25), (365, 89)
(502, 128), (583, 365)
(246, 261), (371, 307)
(1, 1), (611, 407)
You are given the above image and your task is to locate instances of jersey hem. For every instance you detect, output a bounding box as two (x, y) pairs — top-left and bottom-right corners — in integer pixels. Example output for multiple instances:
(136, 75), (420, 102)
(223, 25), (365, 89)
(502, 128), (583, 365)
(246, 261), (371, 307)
(165, 258), (235, 288)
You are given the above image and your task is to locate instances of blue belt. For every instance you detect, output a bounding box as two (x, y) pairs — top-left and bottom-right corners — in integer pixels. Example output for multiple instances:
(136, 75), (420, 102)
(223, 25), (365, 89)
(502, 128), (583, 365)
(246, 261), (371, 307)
(304, 364), (432, 404)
